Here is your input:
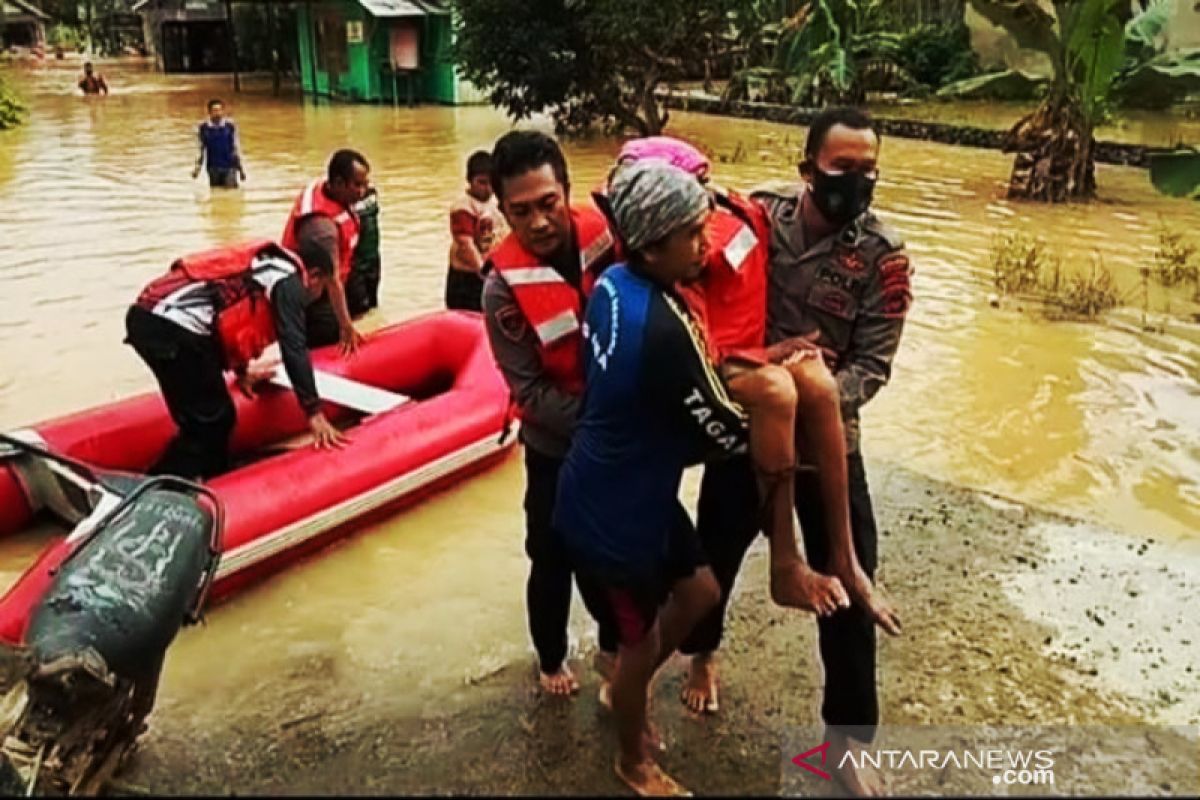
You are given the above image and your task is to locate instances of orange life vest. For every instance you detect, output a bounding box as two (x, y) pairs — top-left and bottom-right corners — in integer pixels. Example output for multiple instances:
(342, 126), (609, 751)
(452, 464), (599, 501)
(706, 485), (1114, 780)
(679, 188), (770, 362)
(281, 179), (360, 283)
(137, 240), (305, 370)
(489, 204), (617, 395)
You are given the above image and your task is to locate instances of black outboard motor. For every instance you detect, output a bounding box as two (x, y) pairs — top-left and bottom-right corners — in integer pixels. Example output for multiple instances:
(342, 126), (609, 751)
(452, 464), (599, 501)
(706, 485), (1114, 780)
(0, 434), (222, 796)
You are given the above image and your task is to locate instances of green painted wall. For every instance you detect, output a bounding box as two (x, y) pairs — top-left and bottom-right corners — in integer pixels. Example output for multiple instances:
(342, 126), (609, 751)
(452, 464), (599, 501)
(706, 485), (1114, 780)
(296, 1), (457, 104)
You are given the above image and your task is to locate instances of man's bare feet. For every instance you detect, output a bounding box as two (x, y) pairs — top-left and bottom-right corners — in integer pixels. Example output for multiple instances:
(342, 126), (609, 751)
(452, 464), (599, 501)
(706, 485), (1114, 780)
(680, 653), (719, 714)
(833, 562), (902, 636)
(828, 728), (885, 797)
(615, 756), (692, 797)
(538, 665), (580, 696)
(770, 560), (849, 615)
(599, 683), (667, 753)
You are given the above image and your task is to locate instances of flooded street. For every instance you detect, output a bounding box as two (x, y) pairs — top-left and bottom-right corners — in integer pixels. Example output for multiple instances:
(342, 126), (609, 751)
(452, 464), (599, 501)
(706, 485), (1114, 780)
(1, 57), (1199, 759)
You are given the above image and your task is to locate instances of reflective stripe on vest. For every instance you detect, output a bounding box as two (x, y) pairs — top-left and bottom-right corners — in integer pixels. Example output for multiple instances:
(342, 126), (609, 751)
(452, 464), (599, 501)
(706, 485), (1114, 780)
(535, 309), (580, 346)
(501, 267), (569, 287)
(489, 204), (616, 392)
(699, 190), (769, 352)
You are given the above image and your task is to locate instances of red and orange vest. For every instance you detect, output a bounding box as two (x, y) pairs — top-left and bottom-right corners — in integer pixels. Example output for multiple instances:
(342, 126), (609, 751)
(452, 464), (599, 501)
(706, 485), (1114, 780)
(137, 240), (305, 370)
(679, 187), (770, 362)
(281, 179), (360, 283)
(489, 204), (617, 395)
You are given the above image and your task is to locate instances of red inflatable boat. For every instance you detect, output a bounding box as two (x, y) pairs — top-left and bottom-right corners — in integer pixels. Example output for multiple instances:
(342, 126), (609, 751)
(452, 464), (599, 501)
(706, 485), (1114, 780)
(0, 311), (516, 644)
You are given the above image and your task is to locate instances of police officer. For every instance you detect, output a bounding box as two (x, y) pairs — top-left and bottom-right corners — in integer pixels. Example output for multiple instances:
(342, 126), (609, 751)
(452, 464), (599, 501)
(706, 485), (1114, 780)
(753, 106), (911, 796)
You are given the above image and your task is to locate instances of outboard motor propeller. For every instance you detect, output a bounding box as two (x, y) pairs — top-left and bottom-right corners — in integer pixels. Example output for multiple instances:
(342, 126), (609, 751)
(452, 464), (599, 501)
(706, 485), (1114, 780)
(0, 434), (222, 796)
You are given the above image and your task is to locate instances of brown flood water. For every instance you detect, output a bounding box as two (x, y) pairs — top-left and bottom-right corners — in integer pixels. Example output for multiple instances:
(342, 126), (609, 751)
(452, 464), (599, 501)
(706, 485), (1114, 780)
(0, 59), (1198, 723)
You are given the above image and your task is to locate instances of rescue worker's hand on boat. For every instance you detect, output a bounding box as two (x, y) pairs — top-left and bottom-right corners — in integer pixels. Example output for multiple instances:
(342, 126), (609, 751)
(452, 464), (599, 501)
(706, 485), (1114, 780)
(308, 412), (348, 449)
(234, 365), (277, 399)
(338, 324), (365, 357)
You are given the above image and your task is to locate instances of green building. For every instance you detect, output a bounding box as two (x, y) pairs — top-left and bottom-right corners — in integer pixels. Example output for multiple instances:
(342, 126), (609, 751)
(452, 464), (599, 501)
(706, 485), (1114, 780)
(296, 0), (460, 104)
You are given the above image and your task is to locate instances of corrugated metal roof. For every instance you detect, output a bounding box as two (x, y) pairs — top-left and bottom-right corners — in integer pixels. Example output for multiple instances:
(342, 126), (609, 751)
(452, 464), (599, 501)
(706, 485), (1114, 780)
(3, 0), (52, 21)
(355, 0), (448, 18)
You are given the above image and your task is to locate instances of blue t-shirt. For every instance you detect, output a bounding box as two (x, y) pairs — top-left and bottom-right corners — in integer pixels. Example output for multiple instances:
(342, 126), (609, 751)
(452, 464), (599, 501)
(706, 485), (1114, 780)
(554, 264), (748, 578)
(199, 120), (239, 171)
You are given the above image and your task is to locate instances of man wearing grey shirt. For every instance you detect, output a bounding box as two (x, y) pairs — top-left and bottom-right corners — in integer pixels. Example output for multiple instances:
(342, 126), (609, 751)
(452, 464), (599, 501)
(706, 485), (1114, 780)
(481, 131), (619, 697)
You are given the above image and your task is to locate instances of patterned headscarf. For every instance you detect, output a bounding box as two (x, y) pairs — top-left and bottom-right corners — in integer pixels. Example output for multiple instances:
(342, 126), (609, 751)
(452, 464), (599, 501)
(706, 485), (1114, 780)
(608, 160), (711, 253)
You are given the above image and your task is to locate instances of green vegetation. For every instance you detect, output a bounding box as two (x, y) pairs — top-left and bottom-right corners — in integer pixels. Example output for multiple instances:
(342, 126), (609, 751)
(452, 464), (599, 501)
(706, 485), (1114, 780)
(895, 21), (980, 93)
(966, 0), (1135, 202)
(990, 230), (1048, 295)
(1152, 223), (1200, 288)
(1043, 257), (1122, 319)
(724, 0), (930, 105)
(453, 0), (740, 135)
(0, 78), (27, 132)
(989, 231), (1122, 320)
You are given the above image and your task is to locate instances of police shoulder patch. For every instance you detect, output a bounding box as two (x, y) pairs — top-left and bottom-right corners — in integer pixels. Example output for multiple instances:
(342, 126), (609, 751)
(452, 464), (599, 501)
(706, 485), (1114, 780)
(495, 303), (529, 342)
(876, 251), (912, 318)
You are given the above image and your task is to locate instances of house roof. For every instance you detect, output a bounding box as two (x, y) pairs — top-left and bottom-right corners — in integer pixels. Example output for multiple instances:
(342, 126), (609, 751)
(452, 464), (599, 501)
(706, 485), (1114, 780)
(2, 0), (52, 21)
(356, 0), (448, 18)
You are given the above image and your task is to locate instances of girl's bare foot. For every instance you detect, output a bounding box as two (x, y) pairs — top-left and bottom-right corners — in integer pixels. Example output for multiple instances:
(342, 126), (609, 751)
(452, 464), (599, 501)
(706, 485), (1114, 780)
(680, 653), (719, 714)
(770, 560), (849, 615)
(834, 562), (902, 636)
(829, 728), (886, 796)
(615, 756), (692, 797)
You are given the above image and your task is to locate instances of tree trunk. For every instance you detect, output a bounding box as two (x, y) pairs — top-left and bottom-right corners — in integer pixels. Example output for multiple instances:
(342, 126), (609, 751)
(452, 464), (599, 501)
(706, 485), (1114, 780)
(1003, 89), (1096, 202)
(637, 69), (665, 136)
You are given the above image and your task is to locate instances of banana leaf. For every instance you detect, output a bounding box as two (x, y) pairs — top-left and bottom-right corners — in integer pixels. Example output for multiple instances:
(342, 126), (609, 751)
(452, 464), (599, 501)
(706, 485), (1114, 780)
(1125, 0), (1172, 62)
(1116, 50), (1200, 109)
(967, 0), (1062, 65)
(936, 68), (1046, 100)
(1149, 149), (1200, 199)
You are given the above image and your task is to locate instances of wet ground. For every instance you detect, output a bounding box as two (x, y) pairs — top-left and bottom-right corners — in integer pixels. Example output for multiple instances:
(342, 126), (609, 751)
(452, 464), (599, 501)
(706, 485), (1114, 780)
(118, 460), (1200, 796)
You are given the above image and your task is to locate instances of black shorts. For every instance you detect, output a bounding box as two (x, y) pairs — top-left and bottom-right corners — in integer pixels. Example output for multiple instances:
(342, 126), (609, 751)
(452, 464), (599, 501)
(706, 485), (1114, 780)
(579, 502), (707, 647)
(207, 167), (239, 188)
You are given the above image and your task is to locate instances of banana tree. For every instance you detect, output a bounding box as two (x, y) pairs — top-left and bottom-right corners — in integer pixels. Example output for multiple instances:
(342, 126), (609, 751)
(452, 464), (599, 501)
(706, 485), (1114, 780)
(726, 0), (912, 105)
(967, 0), (1134, 202)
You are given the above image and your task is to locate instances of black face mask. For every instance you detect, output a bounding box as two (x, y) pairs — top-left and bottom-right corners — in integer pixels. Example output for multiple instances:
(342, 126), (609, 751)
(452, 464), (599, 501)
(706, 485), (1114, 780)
(809, 168), (877, 226)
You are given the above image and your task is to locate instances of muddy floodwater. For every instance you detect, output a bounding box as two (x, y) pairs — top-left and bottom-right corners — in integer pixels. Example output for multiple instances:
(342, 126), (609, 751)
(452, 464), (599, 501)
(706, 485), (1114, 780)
(1, 57), (1198, 795)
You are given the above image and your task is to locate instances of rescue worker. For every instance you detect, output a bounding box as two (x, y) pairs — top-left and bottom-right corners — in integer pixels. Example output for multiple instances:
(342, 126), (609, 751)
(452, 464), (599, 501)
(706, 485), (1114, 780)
(481, 130), (619, 697)
(347, 185), (382, 316)
(125, 239), (347, 480)
(281, 149), (371, 353)
(607, 139), (900, 722)
(554, 160), (750, 797)
(757, 106), (915, 796)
